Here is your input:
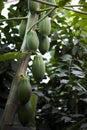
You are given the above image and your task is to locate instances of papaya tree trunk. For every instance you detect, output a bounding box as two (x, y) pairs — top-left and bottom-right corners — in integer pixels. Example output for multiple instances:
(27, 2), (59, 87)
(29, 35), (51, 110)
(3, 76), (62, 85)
(0, 12), (38, 130)
(0, 53), (30, 130)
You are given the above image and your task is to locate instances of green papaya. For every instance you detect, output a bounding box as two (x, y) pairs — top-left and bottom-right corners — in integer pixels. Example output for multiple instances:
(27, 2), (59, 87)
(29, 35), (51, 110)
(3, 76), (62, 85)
(18, 102), (33, 126)
(32, 55), (45, 81)
(26, 30), (39, 51)
(39, 36), (50, 54)
(39, 14), (51, 36)
(29, 93), (38, 118)
(30, 0), (40, 12)
(17, 75), (32, 104)
(19, 20), (26, 37)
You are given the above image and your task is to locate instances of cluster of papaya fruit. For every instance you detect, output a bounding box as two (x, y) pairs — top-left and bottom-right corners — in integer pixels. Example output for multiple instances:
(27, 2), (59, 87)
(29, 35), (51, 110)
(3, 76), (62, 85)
(17, 75), (38, 126)
(19, 0), (56, 54)
(17, 75), (32, 126)
(17, 0), (56, 126)
(19, 0), (56, 82)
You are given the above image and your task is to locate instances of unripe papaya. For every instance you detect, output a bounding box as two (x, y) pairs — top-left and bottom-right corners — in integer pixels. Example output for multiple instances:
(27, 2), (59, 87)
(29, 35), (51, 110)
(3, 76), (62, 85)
(39, 36), (50, 54)
(18, 102), (33, 126)
(32, 55), (45, 81)
(39, 14), (51, 36)
(29, 93), (38, 118)
(26, 30), (39, 51)
(17, 75), (32, 104)
(19, 20), (26, 37)
(30, 0), (40, 12)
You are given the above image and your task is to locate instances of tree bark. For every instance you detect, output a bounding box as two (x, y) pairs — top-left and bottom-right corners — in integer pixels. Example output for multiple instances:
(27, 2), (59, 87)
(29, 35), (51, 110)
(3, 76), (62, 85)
(0, 53), (30, 130)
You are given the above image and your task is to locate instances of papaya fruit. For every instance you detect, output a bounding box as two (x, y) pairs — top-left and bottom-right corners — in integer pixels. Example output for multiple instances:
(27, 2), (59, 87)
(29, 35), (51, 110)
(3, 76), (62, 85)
(29, 93), (38, 118)
(17, 75), (32, 104)
(39, 14), (51, 36)
(26, 30), (39, 51)
(18, 102), (33, 126)
(30, 0), (40, 12)
(19, 20), (26, 37)
(32, 55), (45, 81)
(39, 36), (50, 54)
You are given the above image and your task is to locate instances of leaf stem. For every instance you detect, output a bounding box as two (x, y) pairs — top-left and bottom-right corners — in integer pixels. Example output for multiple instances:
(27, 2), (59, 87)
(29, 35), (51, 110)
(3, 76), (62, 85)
(63, 7), (87, 15)
(0, 2), (87, 24)
(65, 4), (84, 7)
(33, 0), (87, 15)
(0, 16), (28, 23)
(32, 0), (57, 7)
(37, 7), (54, 13)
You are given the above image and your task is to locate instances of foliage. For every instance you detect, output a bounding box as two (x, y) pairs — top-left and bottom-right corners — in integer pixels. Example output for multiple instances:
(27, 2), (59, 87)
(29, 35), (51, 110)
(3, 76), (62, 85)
(0, 0), (87, 130)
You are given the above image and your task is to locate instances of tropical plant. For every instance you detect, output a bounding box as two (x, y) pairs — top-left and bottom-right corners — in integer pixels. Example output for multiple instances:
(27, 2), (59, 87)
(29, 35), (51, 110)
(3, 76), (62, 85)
(0, 0), (87, 130)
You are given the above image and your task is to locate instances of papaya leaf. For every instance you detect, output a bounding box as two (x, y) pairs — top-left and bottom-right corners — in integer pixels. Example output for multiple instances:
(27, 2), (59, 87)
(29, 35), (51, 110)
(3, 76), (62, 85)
(0, 0), (4, 11)
(0, 51), (27, 61)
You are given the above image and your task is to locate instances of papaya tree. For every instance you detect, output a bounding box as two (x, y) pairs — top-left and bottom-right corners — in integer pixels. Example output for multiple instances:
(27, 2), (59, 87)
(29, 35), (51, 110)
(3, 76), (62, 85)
(0, 0), (87, 130)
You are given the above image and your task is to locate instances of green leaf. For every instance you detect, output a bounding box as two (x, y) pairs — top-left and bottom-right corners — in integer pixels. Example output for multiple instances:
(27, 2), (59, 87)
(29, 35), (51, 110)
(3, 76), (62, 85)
(0, 51), (26, 61)
(0, 0), (6, 11)
(61, 54), (72, 62)
(0, 2), (3, 11)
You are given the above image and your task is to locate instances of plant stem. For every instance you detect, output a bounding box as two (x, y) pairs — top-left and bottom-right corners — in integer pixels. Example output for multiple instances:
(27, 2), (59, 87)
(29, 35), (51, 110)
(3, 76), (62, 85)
(37, 7), (54, 13)
(33, 0), (87, 15)
(0, 53), (30, 130)
(66, 4), (84, 7)
(63, 7), (87, 15)
(32, 0), (57, 7)
(0, 16), (28, 23)
(0, 11), (38, 130)
(0, 3), (87, 24)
